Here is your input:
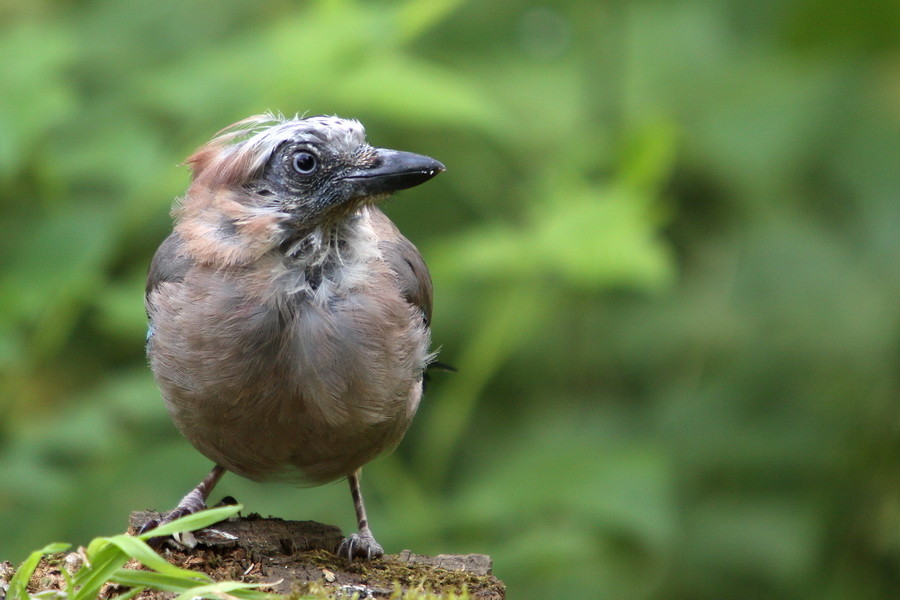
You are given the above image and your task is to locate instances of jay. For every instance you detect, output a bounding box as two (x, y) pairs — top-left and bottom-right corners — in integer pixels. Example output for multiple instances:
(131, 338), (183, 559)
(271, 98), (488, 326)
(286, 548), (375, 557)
(143, 114), (444, 560)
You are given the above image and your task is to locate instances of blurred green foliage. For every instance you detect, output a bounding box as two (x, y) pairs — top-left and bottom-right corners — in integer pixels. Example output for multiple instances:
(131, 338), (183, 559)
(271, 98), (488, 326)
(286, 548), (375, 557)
(0, 1), (897, 598)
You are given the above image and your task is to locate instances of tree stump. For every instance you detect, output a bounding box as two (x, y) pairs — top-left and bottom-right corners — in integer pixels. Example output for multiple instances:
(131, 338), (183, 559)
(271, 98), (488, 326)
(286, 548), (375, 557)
(126, 511), (505, 599)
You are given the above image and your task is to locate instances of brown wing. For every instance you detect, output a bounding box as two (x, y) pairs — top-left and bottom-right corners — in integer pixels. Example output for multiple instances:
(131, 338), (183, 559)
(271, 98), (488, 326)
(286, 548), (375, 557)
(369, 208), (433, 327)
(146, 232), (192, 314)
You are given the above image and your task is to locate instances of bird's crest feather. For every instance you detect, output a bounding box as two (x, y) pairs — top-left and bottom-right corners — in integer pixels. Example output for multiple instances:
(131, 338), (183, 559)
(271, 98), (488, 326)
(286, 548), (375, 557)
(186, 112), (365, 190)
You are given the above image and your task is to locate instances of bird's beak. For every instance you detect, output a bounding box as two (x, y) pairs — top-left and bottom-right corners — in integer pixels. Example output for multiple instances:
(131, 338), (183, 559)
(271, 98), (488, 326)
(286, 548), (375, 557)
(342, 149), (445, 199)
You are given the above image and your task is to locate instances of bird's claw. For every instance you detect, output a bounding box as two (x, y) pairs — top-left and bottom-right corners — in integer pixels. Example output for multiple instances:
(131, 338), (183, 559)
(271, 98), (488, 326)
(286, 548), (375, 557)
(137, 517), (161, 536)
(141, 504), (197, 533)
(137, 505), (197, 547)
(337, 532), (384, 561)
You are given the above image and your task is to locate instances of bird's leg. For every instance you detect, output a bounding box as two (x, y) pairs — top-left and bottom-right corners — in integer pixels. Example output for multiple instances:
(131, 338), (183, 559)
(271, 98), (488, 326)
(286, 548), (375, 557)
(337, 469), (384, 560)
(139, 464), (226, 535)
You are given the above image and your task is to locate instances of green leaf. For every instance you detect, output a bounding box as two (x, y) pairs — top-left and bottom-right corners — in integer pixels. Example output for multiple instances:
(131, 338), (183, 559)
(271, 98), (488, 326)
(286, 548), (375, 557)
(110, 570), (210, 594)
(83, 536), (111, 561)
(60, 564), (75, 596)
(334, 54), (507, 133)
(108, 586), (145, 600)
(172, 580), (276, 600)
(73, 542), (129, 600)
(136, 504), (243, 540)
(103, 534), (211, 581)
(397, 0), (468, 41)
(534, 186), (673, 290)
(7, 543), (70, 600)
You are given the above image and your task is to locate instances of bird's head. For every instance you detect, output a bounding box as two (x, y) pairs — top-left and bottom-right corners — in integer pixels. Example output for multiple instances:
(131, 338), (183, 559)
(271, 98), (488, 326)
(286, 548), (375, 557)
(175, 114), (444, 264)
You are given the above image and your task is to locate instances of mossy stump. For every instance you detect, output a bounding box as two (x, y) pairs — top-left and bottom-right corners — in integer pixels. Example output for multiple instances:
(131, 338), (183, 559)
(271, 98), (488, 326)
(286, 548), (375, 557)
(120, 511), (505, 599)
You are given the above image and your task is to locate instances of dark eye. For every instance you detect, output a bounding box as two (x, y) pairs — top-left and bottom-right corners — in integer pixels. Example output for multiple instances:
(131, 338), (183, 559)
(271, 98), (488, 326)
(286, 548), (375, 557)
(292, 151), (317, 174)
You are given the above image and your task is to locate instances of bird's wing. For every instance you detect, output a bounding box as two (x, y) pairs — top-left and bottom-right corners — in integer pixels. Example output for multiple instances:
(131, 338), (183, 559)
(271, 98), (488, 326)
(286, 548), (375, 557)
(145, 231), (192, 314)
(369, 208), (433, 327)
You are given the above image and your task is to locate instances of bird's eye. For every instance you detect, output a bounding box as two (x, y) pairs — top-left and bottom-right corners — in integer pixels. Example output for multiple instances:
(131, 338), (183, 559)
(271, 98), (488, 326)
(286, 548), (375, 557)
(292, 151), (318, 175)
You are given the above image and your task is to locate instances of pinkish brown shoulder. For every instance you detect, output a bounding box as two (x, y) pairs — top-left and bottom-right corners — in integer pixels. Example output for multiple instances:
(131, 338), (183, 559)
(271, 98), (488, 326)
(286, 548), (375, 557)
(369, 208), (433, 327)
(146, 232), (193, 301)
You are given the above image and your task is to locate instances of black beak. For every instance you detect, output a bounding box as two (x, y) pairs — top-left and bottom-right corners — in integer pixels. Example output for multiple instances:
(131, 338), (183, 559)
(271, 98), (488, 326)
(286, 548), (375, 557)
(342, 149), (445, 199)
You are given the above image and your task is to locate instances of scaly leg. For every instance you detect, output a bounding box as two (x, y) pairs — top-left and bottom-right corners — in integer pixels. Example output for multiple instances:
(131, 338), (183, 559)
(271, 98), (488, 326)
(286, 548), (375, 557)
(139, 464), (226, 536)
(337, 469), (384, 560)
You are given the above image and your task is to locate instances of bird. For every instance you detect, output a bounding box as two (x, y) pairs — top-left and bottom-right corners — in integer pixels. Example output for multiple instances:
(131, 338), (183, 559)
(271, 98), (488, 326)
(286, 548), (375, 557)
(143, 113), (445, 560)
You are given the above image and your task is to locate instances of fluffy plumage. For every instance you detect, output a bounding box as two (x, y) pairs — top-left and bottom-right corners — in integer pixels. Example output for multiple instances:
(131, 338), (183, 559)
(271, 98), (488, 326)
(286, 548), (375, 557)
(144, 114), (444, 559)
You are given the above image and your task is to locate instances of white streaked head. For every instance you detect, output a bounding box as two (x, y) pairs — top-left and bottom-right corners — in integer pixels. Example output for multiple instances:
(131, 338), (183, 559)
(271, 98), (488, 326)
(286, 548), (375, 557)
(174, 112), (444, 265)
(187, 113), (368, 190)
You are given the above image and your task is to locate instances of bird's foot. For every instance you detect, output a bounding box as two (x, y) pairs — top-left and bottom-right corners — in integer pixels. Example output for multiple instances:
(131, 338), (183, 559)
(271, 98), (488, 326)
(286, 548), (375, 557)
(215, 495), (239, 507)
(137, 465), (228, 546)
(137, 490), (213, 544)
(337, 529), (384, 561)
(138, 505), (197, 536)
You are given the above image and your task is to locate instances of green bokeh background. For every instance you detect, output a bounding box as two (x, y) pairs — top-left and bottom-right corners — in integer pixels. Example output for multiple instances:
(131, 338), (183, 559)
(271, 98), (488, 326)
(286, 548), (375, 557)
(1, 1), (898, 598)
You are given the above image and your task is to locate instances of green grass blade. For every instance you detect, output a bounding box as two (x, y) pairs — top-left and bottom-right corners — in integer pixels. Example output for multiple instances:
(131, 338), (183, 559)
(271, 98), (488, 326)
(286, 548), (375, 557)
(111, 569), (207, 593)
(73, 540), (112, 584)
(7, 543), (70, 600)
(136, 504), (243, 540)
(84, 536), (111, 561)
(72, 543), (129, 600)
(226, 590), (278, 600)
(109, 586), (145, 600)
(172, 580), (276, 600)
(60, 564), (75, 593)
(102, 534), (211, 581)
(113, 570), (276, 599)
